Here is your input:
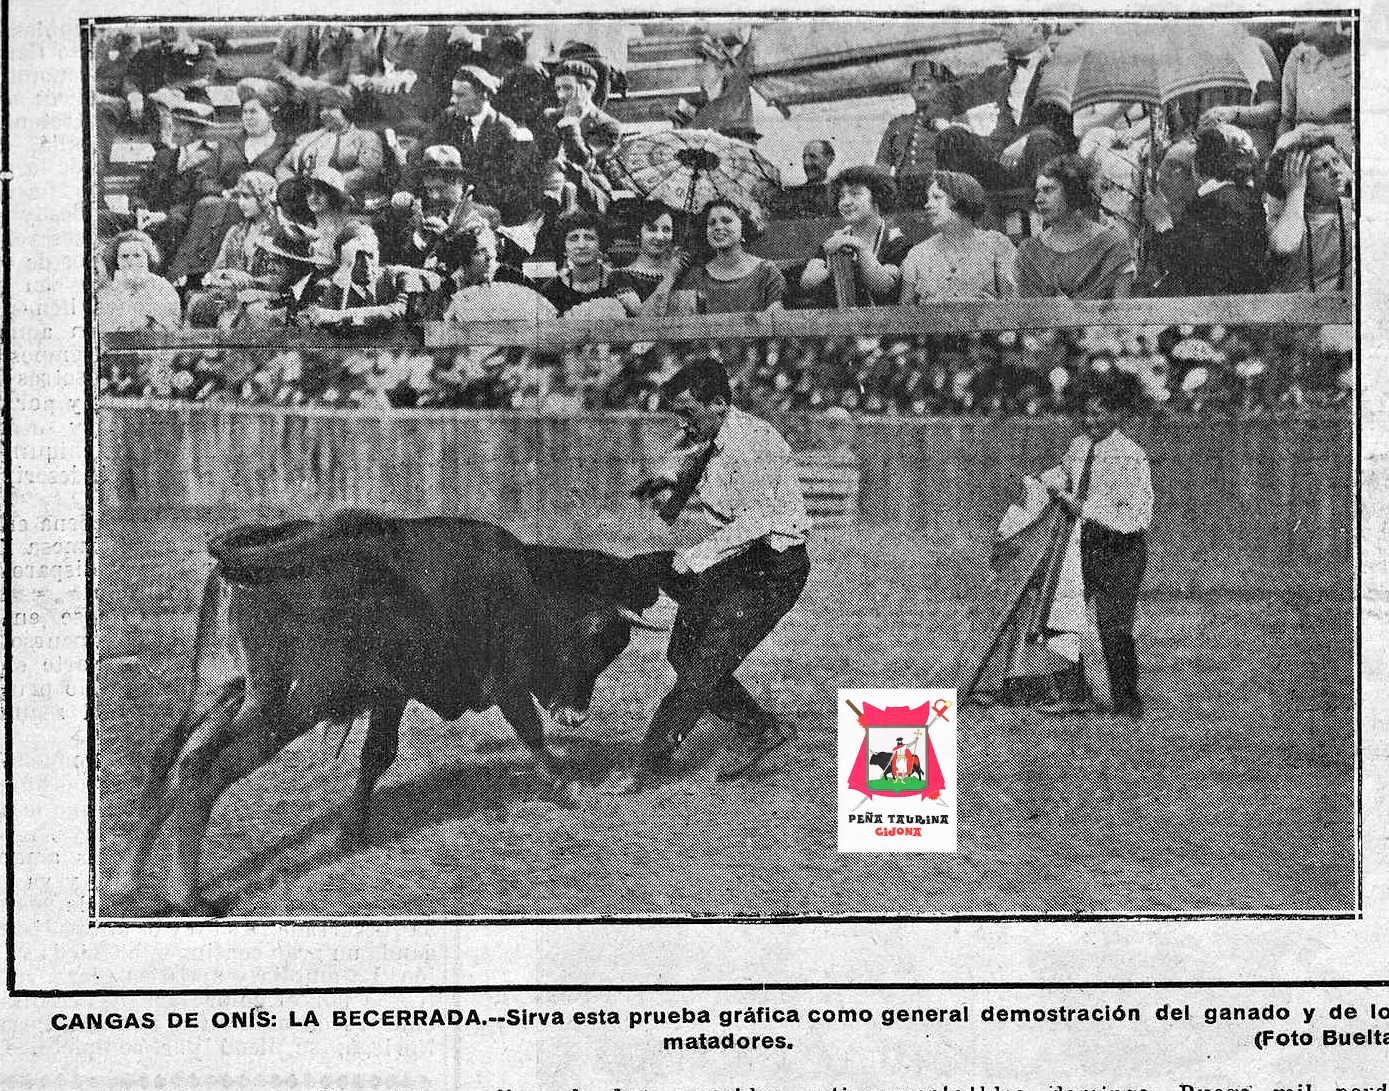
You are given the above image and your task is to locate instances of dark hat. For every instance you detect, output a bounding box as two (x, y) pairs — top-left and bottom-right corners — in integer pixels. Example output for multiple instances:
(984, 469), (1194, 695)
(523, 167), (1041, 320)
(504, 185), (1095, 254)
(416, 144), (468, 178)
(495, 32), (526, 62)
(452, 63), (500, 96)
(257, 215), (333, 266)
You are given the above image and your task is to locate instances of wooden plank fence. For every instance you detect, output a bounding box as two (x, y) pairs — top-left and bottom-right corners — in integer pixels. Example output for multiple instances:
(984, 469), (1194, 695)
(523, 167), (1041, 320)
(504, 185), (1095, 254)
(98, 401), (1354, 593)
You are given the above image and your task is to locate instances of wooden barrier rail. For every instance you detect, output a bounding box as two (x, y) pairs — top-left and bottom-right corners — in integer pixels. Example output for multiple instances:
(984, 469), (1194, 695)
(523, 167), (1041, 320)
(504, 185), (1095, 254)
(100, 293), (1353, 352)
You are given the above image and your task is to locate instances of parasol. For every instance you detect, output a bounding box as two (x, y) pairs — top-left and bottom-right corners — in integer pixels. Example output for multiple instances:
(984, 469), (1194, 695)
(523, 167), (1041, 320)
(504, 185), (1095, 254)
(605, 128), (781, 233)
(1036, 22), (1270, 114)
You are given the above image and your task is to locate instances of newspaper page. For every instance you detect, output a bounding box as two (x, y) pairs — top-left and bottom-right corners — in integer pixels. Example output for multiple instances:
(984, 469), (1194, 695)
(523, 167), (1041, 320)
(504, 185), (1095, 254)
(3, 0), (1383, 1086)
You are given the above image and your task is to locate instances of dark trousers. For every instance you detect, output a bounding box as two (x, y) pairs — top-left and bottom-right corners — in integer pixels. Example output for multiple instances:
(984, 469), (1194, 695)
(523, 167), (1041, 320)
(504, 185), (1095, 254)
(641, 542), (809, 766)
(1081, 523), (1147, 713)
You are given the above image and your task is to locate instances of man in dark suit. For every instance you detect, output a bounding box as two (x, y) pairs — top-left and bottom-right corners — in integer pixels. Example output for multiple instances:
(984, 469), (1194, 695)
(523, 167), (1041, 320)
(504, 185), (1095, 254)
(408, 64), (536, 224)
(936, 21), (1068, 191)
(537, 59), (623, 215)
(1145, 122), (1268, 295)
(491, 32), (555, 132)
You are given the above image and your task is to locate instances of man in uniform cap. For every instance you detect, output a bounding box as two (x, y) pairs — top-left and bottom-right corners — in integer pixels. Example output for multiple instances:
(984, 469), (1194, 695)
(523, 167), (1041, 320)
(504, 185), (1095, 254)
(409, 63), (535, 223)
(875, 60), (964, 209)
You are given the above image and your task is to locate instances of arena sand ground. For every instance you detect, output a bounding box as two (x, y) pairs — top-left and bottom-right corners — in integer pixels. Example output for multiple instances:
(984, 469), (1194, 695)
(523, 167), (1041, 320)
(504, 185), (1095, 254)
(95, 514), (1355, 918)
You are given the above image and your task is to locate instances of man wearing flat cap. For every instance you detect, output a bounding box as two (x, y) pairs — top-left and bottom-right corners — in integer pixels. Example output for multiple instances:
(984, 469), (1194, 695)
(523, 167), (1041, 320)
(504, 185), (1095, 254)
(409, 64), (535, 223)
(538, 59), (623, 214)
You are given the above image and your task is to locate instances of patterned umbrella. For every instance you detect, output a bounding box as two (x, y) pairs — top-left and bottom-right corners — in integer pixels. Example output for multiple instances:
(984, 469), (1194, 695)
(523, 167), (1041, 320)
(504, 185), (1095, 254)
(1036, 22), (1270, 113)
(605, 128), (782, 231)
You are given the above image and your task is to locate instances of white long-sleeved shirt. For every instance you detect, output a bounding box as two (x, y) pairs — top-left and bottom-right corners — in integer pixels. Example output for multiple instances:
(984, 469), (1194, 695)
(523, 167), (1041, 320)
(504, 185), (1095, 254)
(1065, 428), (1153, 535)
(674, 407), (810, 574)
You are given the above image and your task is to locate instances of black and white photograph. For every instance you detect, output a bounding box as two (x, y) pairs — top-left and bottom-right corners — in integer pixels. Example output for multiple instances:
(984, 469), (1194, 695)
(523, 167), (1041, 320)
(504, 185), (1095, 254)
(86, 14), (1357, 923)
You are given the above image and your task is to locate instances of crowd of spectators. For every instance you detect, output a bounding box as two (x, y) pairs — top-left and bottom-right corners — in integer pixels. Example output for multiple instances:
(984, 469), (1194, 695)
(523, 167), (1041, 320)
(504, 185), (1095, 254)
(95, 19), (1355, 417)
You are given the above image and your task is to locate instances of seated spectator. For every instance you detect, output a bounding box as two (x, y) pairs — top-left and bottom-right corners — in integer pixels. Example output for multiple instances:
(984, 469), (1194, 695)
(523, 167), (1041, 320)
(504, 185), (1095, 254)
(254, 24), (370, 130)
(538, 60), (622, 214)
(284, 166), (358, 267)
(1266, 128), (1353, 294)
(875, 63), (963, 209)
(249, 222), (333, 323)
(1278, 21), (1354, 156)
(502, 160), (579, 266)
(185, 172), (286, 328)
(900, 171), (1017, 301)
(407, 64), (534, 223)
(163, 81), (293, 284)
(124, 101), (220, 270)
(612, 203), (680, 314)
(212, 82), (294, 192)
(351, 24), (453, 137)
(1145, 123), (1268, 296)
(657, 199), (785, 313)
(1016, 154), (1135, 300)
(277, 86), (386, 207)
(94, 29), (144, 161)
(799, 165), (909, 307)
(298, 223), (417, 330)
(540, 210), (619, 314)
(491, 32), (556, 133)
(770, 140), (836, 220)
(935, 22), (1069, 193)
(380, 144), (499, 269)
(442, 228), (559, 325)
(97, 230), (182, 333)
(126, 25), (219, 110)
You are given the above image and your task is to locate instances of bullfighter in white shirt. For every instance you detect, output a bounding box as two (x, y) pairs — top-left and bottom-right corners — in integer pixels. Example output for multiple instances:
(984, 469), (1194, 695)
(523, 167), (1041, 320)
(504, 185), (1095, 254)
(1047, 386), (1154, 718)
(615, 357), (811, 790)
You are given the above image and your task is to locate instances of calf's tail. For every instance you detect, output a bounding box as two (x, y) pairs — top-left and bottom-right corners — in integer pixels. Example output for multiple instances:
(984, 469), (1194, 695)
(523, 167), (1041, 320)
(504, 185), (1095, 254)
(175, 564), (230, 741)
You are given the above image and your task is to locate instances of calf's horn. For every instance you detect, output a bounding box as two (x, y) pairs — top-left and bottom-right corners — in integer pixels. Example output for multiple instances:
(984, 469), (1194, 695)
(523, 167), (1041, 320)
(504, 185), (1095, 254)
(613, 605), (668, 633)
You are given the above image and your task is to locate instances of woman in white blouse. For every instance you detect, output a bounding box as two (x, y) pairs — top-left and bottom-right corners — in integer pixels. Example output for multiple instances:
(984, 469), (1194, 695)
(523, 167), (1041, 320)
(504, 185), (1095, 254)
(900, 170), (1017, 302)
(96, 230), (183, 333)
